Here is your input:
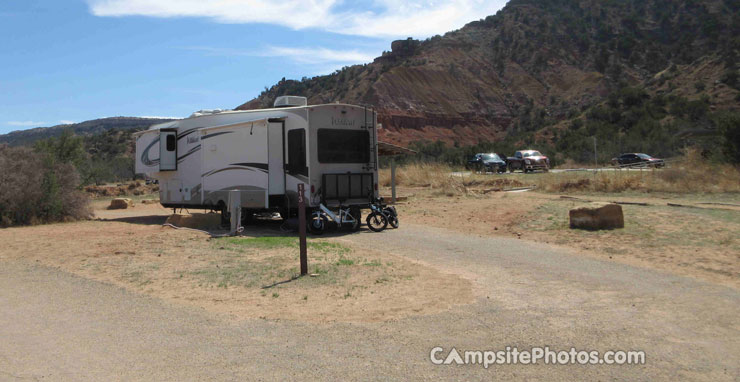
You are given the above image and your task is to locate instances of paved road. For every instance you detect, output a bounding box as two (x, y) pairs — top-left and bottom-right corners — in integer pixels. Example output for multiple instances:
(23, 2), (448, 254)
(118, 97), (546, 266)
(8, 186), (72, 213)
(1, 224), (738, 381)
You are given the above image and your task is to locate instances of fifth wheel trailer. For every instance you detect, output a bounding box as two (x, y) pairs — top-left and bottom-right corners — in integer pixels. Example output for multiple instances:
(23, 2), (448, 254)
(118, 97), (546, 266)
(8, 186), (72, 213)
(134, 96), (380, 219)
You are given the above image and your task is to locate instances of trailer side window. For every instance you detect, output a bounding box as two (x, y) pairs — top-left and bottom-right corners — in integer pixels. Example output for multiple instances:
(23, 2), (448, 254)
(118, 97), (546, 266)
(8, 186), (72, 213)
(287, 129), (307, 176)
(317, 129), (370, 164)
(166, 134), (176, 151)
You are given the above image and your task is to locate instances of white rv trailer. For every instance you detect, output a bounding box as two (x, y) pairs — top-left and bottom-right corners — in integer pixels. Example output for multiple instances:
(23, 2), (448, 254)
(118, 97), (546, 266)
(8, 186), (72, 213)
(134, 96), (379, 218)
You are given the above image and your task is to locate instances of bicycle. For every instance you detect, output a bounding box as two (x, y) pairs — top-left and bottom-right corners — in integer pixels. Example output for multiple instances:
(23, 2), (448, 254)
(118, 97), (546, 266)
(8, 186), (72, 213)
(309, 203), (361, 235)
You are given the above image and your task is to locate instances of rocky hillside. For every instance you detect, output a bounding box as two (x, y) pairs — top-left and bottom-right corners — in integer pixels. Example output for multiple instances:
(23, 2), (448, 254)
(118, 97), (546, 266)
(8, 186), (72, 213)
(238, 0), (739, 147)
(0, 117), (175, 147)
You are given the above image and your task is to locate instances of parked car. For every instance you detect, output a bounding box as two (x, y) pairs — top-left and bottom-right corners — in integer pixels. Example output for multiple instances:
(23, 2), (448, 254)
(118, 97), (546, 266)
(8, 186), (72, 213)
(507, 150), (550, 173)
(611, 153), (665, 168)
(467, 153), (507, 173)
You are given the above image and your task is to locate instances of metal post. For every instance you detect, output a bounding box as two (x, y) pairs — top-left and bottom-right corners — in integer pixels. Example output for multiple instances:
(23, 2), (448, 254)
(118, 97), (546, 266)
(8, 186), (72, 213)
(391, 159), (397, 205)
(228, 190), (241, 235)
(593, 136), (598, 170)
(297, 183), (308, 276)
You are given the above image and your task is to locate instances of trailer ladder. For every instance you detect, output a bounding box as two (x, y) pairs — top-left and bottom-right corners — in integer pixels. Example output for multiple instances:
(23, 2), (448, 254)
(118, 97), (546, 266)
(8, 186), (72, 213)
(363, 106), (378, 172)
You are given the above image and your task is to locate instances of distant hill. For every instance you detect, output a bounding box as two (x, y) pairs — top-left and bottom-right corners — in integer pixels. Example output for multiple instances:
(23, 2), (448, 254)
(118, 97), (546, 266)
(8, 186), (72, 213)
(239, 0), (739, 150)
(0, 117), (176, 146)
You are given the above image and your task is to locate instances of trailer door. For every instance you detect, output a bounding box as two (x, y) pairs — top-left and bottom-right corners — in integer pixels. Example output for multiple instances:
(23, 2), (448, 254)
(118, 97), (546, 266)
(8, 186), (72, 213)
(267, 121), (285, 195)
(159, 129), (177, 171)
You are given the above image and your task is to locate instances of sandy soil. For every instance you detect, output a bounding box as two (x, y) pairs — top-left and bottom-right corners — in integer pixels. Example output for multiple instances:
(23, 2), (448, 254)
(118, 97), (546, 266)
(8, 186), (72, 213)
(0, 201), (472, 323)
(393, 187), (740, 288)
(2, 194), (739, 380)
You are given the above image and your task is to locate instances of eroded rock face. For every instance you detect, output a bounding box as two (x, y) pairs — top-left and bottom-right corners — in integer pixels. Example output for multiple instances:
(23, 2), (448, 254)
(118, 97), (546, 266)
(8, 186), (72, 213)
(235, 0), (736, 148)
(109, 198), (134, 210)
(569, 203), (624, 230)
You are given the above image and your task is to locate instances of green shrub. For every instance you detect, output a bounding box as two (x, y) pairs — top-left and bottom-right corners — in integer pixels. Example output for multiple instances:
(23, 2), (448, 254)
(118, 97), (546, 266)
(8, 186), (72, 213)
(0, 145), (91, 226)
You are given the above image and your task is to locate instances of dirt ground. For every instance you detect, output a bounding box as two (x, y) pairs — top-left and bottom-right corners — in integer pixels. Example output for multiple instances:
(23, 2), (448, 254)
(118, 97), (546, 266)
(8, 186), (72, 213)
(0, 200), (472, 323)
(2, 192), (739, 380)
(2, 188), (737, 327)
(393, 186), (740, 288)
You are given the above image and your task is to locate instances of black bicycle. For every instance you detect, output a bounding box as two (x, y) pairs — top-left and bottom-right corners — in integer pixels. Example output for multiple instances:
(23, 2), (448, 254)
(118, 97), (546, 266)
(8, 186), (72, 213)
(382, 202), (399, 229)
(366, 196), (389, 232)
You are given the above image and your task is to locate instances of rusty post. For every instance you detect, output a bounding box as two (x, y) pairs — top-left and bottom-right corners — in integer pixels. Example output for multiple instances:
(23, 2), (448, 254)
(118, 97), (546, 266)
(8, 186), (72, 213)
(298, 183), (308, 276)
(391, 159), (397, 205)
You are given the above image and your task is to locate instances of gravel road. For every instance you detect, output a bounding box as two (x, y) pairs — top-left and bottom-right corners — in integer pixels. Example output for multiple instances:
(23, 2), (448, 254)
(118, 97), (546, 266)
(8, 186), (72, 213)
(1, 223), (738, 381)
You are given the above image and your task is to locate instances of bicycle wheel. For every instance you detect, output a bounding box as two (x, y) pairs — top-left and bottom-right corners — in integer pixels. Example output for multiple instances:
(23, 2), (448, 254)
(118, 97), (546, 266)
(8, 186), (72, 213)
(366, 212), (388, 232)
(384, 207), (399, 229)
(309, 215), (327, 235)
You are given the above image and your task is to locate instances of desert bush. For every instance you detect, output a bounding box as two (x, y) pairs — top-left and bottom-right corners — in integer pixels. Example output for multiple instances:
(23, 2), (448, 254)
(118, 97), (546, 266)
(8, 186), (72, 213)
(0, 145), (91, 227)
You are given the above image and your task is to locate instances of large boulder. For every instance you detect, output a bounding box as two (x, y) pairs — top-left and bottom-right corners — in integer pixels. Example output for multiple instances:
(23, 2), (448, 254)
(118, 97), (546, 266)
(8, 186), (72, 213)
(108, 198), (134, 210)
(569, 203), (624, 230)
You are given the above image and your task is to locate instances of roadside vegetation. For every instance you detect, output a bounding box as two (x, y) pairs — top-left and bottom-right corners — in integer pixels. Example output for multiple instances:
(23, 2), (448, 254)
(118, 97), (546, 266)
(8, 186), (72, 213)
(380, 149), (740, 195)
(0, 144), (90, 227)
(384, 87), (740, 169)
(0, 128), (141, 227)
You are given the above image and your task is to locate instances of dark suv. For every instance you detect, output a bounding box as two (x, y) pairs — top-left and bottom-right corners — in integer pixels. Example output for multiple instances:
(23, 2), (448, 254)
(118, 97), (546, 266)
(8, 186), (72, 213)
(611, 153), (665, 168)
(467, 153), (507, 173)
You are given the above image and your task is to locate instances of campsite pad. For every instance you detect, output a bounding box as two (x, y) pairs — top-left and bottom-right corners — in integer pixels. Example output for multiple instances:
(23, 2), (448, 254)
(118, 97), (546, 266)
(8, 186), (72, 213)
(1, 201), (474, 323)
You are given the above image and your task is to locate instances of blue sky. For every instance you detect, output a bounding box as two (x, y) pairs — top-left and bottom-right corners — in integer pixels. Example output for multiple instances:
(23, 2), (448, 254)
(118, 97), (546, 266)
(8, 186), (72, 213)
(0, 0), (507, 134)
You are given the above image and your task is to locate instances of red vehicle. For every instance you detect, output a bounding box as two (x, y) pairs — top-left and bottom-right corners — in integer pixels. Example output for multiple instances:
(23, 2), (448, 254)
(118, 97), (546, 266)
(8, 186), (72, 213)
(507, 150), (550, 173)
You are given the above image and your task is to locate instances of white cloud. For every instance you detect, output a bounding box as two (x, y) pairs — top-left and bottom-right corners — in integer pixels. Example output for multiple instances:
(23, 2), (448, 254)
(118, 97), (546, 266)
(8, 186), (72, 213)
(59, 120), (76, 125)
(262, 46), (375, 65)
(7, 121), (47, 127)
(87, 0), (507, 38)
(183, 45), (376, 75)
(186, 45), (376, 65)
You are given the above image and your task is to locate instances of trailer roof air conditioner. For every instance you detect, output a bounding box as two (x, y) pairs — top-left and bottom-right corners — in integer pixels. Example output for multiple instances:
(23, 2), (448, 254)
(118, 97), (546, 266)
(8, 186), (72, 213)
(190, 109), (227, 118)
(274, 96), (307, 108)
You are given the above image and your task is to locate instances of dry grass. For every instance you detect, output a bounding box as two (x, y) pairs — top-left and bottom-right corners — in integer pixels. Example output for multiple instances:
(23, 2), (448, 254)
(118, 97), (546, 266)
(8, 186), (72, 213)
(379, 162), (457, 188)
(382, 149), (740, 195)
(379, 163), (525, 196)
(535, 150), (740, 193)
